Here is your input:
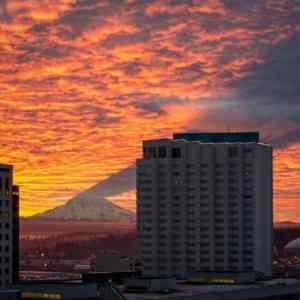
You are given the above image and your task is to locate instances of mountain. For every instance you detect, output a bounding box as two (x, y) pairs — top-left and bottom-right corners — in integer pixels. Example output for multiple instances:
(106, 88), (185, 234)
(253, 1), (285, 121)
(35, 165), (136, 221)
(274, 221), (300, 228)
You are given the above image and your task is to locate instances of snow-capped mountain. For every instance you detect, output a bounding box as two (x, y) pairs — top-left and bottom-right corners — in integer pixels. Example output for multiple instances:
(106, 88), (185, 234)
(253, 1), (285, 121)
(35, 165), (136, 221)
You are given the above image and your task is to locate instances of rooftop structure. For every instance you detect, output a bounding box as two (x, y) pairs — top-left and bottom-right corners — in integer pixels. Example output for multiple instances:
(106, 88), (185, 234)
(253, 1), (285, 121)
(173, 132), (259, 143)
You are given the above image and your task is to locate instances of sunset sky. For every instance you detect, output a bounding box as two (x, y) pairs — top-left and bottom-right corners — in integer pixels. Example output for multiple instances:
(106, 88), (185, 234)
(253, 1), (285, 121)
(0, 0), (299, 221)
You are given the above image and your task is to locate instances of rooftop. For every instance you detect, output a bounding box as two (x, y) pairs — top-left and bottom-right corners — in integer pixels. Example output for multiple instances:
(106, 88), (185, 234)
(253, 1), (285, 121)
(173, 132), (259, 143)
(122, 279), (300, 300)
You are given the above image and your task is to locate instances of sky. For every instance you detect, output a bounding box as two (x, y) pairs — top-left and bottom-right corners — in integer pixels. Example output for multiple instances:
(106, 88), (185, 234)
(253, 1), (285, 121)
(0, 0), (299, 221)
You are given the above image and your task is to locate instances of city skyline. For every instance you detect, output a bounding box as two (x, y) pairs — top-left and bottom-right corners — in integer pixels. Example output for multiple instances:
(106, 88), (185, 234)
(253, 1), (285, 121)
(0, 0), (299, 221)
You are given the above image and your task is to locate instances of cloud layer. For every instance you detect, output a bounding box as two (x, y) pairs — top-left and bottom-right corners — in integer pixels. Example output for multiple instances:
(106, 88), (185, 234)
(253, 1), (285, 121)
(0, 0), (299, 221)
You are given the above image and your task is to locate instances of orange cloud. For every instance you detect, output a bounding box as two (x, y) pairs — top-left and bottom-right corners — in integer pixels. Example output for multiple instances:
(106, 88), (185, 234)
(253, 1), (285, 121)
(0, 0), (298, 222)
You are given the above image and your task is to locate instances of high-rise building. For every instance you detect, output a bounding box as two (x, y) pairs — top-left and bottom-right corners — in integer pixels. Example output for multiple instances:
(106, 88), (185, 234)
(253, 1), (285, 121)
(137, 132), (272, 278)
(12, 185), (20, 284)
(0, 164), (19, 287)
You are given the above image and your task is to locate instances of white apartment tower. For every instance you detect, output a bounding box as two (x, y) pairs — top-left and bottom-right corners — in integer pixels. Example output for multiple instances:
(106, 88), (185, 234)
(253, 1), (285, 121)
(137, 132), (272, 279)
(0, 164), (19, 287)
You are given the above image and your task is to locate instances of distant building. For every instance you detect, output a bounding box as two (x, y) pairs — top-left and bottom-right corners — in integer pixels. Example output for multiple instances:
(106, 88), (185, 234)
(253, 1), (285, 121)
(137, 132), (273, 278)
(91, 251), (134, 273)
(0, 164), (19, 287)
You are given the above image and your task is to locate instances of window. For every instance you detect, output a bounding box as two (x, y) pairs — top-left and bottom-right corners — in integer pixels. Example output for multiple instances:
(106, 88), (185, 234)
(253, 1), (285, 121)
(144, 147), (156, 158)
(149, 147), (156, 158)
(215, 217), (224, 223)
(215, 234), (224, 239)
(172, 148), (181, 158)
(5, 178), (9, 196)
(215, 226), (223, 231)
(228, 147), (238, 158)
(243, 148), (254, 159)
(243, 148), (253, 154)
(200, 234), (210, 239)
(228, 170), (237, 176)
(244, 163), (252, 168)
(139, 179), (152, 185)
(158, 146), (167, 158)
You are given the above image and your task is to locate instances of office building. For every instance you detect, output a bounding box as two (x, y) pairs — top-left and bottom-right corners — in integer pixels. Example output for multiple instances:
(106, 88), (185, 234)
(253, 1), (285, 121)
(137, 132), (272, 278)
(12, 185), (20, 283)
(0, 164), (19, 287)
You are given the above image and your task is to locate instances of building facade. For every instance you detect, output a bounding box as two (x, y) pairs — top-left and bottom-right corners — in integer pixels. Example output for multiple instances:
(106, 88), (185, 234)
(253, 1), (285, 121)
(137, 133), (273, 278)
(12, 185), (20, 283)
(0, 164), (19, 287)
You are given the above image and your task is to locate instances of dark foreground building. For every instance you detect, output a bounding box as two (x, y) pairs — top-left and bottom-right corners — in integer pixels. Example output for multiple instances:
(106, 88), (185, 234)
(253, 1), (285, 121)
(0, 165), (20, 287)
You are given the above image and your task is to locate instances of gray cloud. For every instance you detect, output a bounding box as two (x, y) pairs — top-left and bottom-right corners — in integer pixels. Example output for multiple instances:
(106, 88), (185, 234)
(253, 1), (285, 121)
(0, 0), (10, 22)
(134, 101), (167, 116)
(79, 104), (121, 126)
(188, 33), (300, 148)
(236, 33), (300, 107)
(55, 0), (104, 39)
(175, 62), (205, 83)
(269, 129), (300, 149)
(102, 30), (150, 49)
(130, 94), (187, 117)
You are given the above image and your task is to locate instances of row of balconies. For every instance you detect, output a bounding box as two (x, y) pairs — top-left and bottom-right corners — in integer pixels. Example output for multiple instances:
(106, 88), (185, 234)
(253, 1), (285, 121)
(138, 168), (255, 178)
(138, 209), (254, 218)
(140, 233), (254, 242)
(139, 161), (253, 172)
